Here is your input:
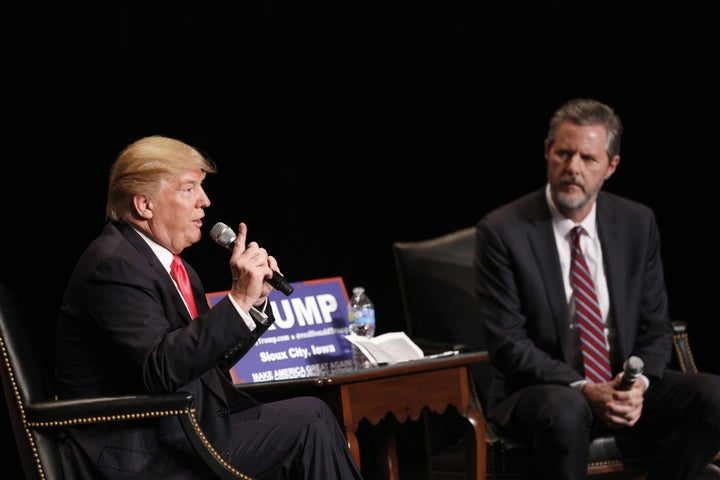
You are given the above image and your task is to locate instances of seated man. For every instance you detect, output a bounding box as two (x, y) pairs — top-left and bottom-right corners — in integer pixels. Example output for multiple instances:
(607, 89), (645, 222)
(55, 135), (363, 479)
(475, 98), (720, 479)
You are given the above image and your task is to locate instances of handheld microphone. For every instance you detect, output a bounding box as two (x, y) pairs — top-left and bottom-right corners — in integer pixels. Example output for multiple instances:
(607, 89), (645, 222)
(210, 222), (294, 296)
(617, 355), (644, 390)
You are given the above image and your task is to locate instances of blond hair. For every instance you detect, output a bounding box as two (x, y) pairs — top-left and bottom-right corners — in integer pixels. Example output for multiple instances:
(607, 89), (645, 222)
(106, 135), (217, 221)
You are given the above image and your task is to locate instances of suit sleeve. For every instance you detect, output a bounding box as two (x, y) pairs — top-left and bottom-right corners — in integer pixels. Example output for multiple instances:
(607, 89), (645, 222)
(86, 255), (266, 393)
(616, 210), (672, 380)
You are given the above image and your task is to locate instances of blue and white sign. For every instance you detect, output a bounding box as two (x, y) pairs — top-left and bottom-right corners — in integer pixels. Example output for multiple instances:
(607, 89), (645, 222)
(206, 277), (355, 384)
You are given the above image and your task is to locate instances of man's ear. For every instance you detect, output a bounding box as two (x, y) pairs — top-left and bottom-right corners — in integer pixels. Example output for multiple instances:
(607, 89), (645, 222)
(133, 195), (154, 219)
(605, 154), (620, 180)
(544, 139), (551, 158)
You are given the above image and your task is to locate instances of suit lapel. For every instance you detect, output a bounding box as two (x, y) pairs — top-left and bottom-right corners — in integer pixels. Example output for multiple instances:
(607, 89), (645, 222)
(527, 214), (572, 360)
(596, 195), (628, 353)
(183, 261), (210, 316)
(522, 192), (573, 361)
(116, 222), (197, 324)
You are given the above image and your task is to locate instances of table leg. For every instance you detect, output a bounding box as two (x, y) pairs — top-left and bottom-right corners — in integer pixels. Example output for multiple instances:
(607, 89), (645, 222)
(346, 429), (361, 470)
(374, 421), (399, 480)
(463, 405), (486, 480)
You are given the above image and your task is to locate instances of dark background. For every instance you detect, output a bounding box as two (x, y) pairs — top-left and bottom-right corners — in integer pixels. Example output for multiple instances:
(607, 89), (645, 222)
(3, 1), (718, 476)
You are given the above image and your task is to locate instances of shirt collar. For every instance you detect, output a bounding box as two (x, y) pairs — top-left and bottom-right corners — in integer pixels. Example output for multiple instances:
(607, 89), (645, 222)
(131, 226), (174, 272)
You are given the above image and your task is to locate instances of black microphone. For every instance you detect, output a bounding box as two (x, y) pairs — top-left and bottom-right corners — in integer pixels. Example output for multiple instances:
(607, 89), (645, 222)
(617, 355), (644, 390)
(210, 222), (294, 296)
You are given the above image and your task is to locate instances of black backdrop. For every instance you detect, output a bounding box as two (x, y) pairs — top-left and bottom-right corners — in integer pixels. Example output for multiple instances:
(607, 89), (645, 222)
(3, 2), (719, 474)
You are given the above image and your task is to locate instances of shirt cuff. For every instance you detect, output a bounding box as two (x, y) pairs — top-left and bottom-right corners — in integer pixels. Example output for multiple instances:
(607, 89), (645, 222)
(570, 379), (588, 390)
(226, 294), (258, 331)
(249, 299), (270, 326)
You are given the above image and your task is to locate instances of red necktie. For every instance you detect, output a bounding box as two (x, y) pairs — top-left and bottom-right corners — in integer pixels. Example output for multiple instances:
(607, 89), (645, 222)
(170, 255), (199, 319)
(570, 226), (612, 383)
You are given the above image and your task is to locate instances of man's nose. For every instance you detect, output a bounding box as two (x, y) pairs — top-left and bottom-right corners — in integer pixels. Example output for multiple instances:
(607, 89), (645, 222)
(566, 152), (582, 171)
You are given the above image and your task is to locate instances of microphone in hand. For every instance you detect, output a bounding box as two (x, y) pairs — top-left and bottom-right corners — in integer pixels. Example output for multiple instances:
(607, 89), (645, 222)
(210, 222), (294, 296)
(617, 355), (644, 391)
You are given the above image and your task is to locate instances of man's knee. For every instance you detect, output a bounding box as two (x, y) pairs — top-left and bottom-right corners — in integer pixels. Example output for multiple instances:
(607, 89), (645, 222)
(535, 387), (592, 433)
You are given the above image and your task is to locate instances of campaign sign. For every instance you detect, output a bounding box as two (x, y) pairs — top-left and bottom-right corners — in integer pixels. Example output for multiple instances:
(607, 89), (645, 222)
(206, 277), (355, 384)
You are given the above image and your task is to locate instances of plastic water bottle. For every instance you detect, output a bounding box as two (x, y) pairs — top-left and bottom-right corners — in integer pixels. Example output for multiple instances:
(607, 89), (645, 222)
(348, 286), (376, 338)
(348, 286), (376, 368)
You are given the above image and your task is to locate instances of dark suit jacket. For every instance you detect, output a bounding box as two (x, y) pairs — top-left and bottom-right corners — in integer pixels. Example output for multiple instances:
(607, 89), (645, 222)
(55, 221), (273, 479)
(475, 188), (673, 414)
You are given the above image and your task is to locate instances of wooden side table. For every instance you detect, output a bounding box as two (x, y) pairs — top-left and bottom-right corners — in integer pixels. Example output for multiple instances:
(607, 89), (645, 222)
(241, 351), (488, 480)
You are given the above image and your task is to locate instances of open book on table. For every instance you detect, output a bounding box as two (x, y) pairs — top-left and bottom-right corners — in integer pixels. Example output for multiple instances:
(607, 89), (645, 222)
(344, 331), (460, 366)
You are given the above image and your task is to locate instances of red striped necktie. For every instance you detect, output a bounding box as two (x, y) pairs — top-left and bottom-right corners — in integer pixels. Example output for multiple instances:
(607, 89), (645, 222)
(170, 254), (199, 319)
(570, 226), (611, 383)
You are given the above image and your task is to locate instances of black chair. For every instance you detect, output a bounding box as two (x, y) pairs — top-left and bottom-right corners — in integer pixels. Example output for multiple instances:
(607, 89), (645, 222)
(0, 282), (253, 480)
(392, 226), (720, 480)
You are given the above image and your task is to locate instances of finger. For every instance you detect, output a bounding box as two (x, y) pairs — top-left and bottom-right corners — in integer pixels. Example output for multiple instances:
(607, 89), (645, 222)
(267, 255), (281, 274)
(605, 412), (631, 428)
(235, 222), (248, 250)
(244, 241), (263, 254)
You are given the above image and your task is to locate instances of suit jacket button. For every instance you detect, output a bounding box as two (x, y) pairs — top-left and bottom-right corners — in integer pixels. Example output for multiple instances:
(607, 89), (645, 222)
(217, 408), (229, 417)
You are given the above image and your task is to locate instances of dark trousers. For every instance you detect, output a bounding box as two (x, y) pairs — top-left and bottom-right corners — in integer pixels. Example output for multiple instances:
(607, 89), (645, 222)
(229, 396), (363, 480)
(488, 370), (720, 480)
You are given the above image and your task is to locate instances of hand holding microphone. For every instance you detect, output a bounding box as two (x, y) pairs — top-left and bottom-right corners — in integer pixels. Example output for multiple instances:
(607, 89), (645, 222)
(617, 355), (644, 391)
(210, 222), (294, 296)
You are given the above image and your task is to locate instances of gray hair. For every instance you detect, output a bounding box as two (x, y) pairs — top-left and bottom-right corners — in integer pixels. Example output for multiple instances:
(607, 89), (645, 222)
(546, 98), (623, 159)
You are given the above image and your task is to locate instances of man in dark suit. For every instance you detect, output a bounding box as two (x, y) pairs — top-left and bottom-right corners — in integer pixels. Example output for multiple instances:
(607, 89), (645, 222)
(475, 98), (720, 479)
(55, 135), (363, 479)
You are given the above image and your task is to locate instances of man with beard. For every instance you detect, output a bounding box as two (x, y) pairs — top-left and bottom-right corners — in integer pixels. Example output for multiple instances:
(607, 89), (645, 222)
(474, 98), (720, 479)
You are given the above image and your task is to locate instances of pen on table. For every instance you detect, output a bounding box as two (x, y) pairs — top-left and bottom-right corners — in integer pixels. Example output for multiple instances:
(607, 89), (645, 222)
(425, 350), (461, 359)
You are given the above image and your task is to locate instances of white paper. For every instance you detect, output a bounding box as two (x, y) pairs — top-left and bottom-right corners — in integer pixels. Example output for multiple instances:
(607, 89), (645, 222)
(344, 331), (426, 366)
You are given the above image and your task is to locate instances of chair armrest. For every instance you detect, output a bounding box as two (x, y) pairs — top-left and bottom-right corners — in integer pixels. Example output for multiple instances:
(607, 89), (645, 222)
(24, 392), (250, 479)
(671, 320), (698, 374)
(25, 392), (194, 427)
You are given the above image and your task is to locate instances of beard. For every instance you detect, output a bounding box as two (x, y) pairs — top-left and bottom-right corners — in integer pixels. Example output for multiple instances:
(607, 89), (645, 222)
(555, 188), (590, 210)
(551, 178), (596, 213)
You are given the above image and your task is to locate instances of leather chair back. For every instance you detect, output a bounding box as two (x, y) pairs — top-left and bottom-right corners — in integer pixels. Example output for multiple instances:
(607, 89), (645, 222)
(0, 283), (64, 479)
